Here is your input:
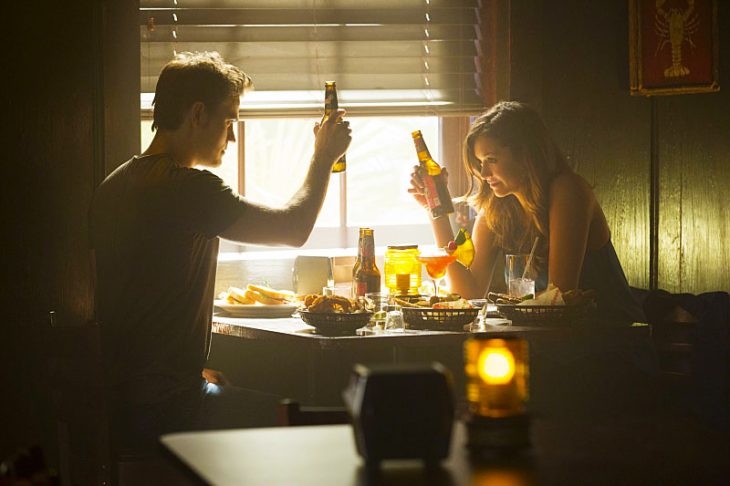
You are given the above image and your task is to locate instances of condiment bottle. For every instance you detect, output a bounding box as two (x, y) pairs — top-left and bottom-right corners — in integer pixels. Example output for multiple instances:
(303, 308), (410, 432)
(384, 245), (421, 296)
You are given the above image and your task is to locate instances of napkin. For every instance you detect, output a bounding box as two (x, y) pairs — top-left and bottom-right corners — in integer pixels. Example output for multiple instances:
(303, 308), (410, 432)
(519, 284), (564, 306)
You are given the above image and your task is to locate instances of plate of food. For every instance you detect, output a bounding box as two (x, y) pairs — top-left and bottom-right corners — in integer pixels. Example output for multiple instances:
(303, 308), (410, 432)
(394, 294), (479, 332)
(298, 294), (372, 336)
(214, 284), (299, 318)
(490, 286), (596, 325)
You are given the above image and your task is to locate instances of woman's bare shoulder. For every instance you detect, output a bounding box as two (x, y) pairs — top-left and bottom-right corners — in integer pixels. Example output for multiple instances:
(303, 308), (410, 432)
(471, 210), (496, 245)
(549, 172), (595, 206)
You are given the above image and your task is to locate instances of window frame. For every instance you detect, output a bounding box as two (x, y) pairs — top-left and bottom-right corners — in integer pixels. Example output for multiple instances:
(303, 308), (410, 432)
(140, 110), (472, 254)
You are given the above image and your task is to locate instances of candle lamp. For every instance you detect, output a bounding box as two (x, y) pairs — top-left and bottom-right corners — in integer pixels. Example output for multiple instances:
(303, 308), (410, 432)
(464, 335), (530, 451)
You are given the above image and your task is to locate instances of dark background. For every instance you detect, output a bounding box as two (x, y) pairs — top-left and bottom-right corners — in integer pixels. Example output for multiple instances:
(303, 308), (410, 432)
(1, 0), (728, 463)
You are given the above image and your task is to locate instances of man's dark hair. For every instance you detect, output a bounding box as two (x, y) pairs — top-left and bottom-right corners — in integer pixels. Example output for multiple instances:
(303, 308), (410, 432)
(152, 51), (252, 131)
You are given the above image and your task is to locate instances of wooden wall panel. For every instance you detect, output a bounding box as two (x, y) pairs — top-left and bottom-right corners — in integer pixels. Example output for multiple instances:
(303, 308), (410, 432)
(658, 91), (730, 293)
(1, 0), (140, 460)
(511, 0), (652, 289)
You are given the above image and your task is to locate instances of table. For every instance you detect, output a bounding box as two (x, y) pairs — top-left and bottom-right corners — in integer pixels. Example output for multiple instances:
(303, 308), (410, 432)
(210, 316), (470, 405)
(209, 316), (656, 418)
(161, 413), (730, 485)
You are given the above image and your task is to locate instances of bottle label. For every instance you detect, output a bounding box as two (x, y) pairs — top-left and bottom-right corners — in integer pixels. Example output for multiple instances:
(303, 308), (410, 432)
(325, 82), (345, 171)
(353, 276), (380, 297)
(324, 82), (338, 114)
(421, 172), (442, 209)
(354, 281), (368, 297)
(359, 236), (375, 258)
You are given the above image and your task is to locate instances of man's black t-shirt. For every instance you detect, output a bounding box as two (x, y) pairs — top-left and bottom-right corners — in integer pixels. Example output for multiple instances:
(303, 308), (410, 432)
(90, 154), (248, 404)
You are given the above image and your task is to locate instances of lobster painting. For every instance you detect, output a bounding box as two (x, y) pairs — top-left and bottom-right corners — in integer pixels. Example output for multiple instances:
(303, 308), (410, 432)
(654, 0), (700, 78)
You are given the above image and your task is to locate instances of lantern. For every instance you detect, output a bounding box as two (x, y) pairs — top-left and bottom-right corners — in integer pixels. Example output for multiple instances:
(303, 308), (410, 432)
(464, 336), (530, 451)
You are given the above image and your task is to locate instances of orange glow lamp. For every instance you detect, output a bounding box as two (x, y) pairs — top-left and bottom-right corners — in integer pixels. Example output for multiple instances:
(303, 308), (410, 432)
(464, 336), (531, 451)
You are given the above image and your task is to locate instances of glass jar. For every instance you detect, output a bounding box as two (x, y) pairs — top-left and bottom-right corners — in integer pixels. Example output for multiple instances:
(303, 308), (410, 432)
(384, 245), (421, 296)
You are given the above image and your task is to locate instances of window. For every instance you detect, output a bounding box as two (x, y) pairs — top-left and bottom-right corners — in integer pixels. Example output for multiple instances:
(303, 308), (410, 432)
(141, 115), (440, 251)
(139, 0), (486, 254)
(242, 116), (440, 250)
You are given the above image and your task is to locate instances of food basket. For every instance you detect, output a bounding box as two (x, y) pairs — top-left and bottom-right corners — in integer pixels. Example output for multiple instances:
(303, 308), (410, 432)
(299, 310), (373, 336)
(402, 307), (480, 332)
(495, 303), (595, 325)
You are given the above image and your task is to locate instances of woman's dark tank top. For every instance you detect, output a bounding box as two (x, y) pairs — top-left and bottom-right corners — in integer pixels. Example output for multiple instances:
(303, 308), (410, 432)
(530, 240), (645, 323)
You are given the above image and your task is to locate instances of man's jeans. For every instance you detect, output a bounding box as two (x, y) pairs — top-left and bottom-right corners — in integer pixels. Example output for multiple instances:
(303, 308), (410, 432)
(113, 380), (280, 454)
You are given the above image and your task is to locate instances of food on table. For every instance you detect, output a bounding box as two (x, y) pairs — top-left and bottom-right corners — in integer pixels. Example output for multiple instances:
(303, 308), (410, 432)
(303, 294), (365, 314)
(302, 293), (321, 308)
(246, 283), (296, 305)
(392, 293), (473, 309)
(559, 288), (596, 306)
(489, 285), (596, 306)
(432, 298), (474, 309)
(218, 284), (297, 306)
(222, 286), (255, 305)
(488, 292), (531, 305)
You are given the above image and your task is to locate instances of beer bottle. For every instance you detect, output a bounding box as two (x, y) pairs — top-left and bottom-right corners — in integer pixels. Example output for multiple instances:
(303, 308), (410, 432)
(324, 81), (346, 173)
(352, 228), (381, 297)
(411, 130), (454, 219)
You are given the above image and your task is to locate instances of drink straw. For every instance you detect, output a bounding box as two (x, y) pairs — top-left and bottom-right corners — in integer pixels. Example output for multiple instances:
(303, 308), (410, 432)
(522, 237), (539, 279)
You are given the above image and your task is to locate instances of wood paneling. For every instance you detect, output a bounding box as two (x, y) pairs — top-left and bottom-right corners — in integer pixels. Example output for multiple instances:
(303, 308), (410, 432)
(511, 0), (652, 289)
(509, 0), (730, 294)
(655, 5), (730, 294)
(657, 91), (730, 293)
(1, 0), (140, 461)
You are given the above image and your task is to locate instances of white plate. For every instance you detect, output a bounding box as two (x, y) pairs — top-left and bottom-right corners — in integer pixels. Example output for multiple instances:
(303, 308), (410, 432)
(214, 300), (298, 318)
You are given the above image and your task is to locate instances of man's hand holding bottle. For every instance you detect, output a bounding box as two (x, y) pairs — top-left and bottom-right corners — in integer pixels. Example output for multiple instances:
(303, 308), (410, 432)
(313, 108), (351, 170)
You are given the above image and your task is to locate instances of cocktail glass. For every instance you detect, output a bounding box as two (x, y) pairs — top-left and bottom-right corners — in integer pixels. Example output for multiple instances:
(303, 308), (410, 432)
(418, 252), (457, 298)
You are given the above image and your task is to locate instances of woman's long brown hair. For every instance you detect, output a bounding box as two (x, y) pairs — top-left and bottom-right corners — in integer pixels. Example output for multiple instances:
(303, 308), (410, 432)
(460, 101), (572, 266)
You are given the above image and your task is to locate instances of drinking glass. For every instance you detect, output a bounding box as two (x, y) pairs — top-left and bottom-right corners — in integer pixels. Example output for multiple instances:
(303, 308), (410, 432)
(384, 304), (405, 333)
(418, 252), (457, 297)
(361, 292), (388, 333)
(505, 254), (535, 298)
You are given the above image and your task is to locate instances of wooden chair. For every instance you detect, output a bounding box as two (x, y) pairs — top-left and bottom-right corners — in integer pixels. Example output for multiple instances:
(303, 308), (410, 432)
(45, 313), (199, 485)
(44, 315), (112, 485)
(644, 289), (730, 431)
(649, 306), (698, 409)
(277, 399), (350, 426)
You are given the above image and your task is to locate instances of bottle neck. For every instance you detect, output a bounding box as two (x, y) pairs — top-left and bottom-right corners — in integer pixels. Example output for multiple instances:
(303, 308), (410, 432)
(413, 135), (432, 165)
(325, 84), (338, 114)
(357, 233), (375, 261)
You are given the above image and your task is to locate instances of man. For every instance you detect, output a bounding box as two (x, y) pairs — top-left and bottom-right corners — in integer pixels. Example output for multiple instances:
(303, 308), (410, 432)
(89, 52), (351, 450)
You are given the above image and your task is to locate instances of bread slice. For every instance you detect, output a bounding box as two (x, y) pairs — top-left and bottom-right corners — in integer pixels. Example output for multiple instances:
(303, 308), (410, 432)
(246, 290), (283, 305)
(246, 284), (296, 303)
(227, 286), (255, 304)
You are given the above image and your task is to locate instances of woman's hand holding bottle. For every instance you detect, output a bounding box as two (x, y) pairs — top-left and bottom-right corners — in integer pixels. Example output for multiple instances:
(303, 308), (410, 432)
(408, 166), (449, 210)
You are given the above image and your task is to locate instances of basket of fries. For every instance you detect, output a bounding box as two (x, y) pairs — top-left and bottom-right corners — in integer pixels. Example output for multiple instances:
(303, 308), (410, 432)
(298, 294), (372, 336)
(299, 310), (373, 336)
(401, 307), (480, 332)
(495, 303), (594, 325)
(490, 287), (596, 325)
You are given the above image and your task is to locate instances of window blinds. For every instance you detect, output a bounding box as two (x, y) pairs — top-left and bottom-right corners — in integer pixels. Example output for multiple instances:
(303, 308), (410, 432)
(140, 0), (485, 116)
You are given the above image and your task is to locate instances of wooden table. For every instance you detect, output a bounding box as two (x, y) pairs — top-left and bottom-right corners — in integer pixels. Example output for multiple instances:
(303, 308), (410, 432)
(161, 413), (730, 485)
(208, 316), (656, 418)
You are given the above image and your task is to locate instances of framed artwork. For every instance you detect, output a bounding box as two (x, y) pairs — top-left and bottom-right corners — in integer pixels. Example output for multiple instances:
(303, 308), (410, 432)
(629, 0), (719, 96)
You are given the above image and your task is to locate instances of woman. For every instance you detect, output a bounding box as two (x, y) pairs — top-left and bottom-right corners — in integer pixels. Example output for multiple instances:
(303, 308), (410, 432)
(410, 101), (643, 322)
